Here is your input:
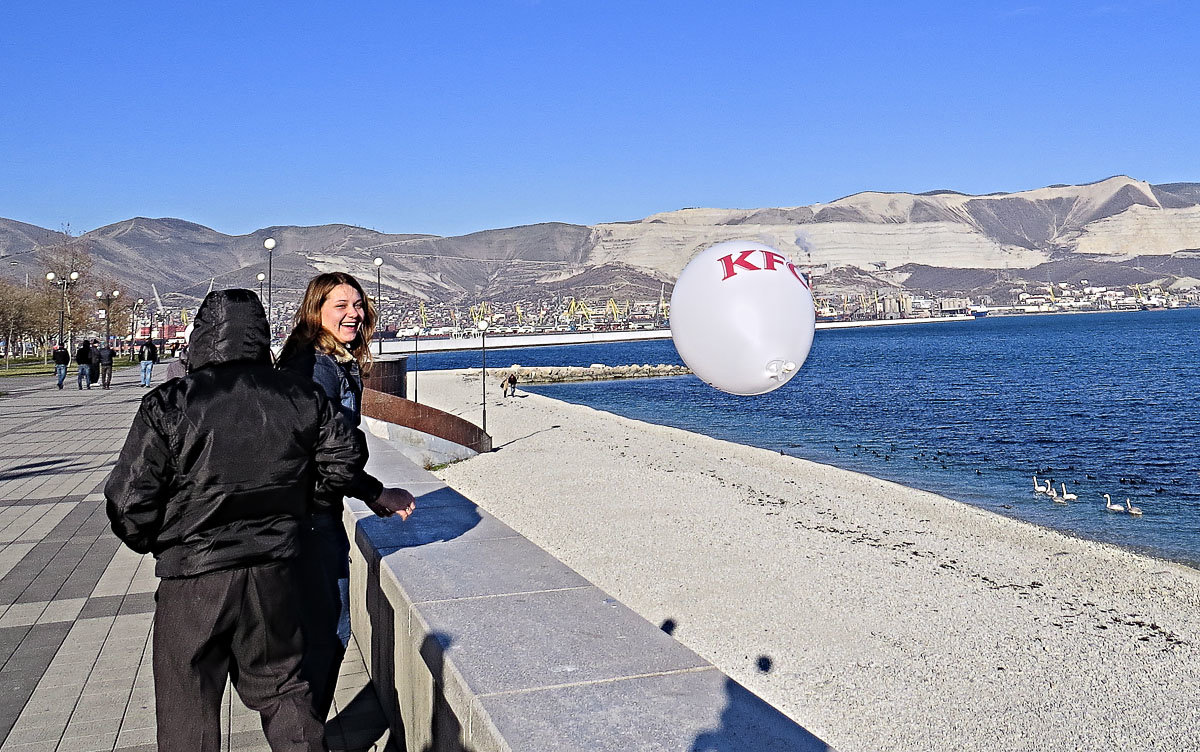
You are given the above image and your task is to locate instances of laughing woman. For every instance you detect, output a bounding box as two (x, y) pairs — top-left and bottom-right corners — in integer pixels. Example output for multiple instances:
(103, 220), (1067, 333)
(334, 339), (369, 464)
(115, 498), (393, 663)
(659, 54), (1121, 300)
(277, 272), (417, 720)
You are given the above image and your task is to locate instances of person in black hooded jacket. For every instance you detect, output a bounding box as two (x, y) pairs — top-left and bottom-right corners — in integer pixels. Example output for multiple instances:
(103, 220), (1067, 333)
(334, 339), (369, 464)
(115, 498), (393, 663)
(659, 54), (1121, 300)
(106, 289), (365, 752)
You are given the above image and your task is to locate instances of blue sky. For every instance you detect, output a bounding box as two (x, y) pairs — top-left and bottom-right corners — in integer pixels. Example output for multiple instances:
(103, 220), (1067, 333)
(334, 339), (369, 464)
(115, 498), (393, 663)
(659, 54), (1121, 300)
(2, 1), (1196, 237)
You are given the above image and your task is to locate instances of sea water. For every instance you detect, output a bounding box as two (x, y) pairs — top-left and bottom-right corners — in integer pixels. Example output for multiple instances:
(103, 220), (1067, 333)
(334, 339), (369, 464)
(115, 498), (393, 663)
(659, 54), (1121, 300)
(414, 310), (1200, 569)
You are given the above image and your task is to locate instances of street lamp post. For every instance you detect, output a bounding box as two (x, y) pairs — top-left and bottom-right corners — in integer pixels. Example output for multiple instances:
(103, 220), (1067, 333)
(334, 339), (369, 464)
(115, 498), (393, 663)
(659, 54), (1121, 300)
(373, 257), (384, 355)
(412, 326), (420, 404)
(95, 289), (120, 347)
(264, 237), (276, 330)
(45, 270), (80, 349)
(478, 319), (489, 434)
(256, 272), (266, 302)
(129, 298), (144, 361)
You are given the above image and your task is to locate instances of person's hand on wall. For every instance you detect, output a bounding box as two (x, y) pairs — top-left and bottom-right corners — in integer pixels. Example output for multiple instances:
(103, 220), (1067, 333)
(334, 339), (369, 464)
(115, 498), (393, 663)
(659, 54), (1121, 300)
(368, 487), (417, 520)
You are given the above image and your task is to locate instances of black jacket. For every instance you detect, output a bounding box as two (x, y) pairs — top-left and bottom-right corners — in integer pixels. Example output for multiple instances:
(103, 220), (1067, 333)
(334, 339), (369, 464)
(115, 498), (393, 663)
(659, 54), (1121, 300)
(75, 343), (91, 365)
(52, 348), (70, 366)
(278, 349), (384, 509)
(138, 341), (158, 362)
(105, 289), (367, 578)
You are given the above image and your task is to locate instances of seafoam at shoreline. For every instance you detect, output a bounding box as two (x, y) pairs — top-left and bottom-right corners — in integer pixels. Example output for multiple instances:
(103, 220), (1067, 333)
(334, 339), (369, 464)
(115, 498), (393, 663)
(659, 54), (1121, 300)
(419, 369), (1200, 751)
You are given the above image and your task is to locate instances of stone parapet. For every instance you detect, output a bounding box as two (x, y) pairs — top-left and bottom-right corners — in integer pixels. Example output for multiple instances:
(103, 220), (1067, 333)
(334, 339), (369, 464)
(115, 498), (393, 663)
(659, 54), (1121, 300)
(344, 431), (832, 752)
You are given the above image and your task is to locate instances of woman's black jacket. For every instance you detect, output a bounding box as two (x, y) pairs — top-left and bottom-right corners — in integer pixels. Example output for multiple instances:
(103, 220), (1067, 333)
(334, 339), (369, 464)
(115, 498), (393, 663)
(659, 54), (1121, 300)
(105, 289), (366, 578)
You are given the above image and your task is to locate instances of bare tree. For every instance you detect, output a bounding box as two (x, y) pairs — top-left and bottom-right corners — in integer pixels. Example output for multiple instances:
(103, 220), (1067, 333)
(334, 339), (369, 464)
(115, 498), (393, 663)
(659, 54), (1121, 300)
(0, 278), (42, 368)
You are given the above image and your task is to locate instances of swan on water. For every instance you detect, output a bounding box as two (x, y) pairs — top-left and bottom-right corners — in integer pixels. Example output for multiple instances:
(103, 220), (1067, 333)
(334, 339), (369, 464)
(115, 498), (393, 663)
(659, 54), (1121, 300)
(1125, 498), (1143, 517)
(1103, 494), (1124, 512)
(1046, 481), (1059, 500)
(1060, 483), (1078, 502)
(1033, 475), (1050, 495)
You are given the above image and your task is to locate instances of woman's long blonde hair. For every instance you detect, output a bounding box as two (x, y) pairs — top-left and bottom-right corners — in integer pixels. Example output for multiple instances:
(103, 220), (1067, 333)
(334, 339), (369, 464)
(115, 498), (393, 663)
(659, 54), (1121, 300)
(278, 272), (376, 373)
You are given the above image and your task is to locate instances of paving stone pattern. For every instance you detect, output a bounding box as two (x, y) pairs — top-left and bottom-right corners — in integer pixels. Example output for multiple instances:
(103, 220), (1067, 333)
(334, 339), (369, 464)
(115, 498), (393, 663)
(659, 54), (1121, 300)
(0, 365), (396, 751)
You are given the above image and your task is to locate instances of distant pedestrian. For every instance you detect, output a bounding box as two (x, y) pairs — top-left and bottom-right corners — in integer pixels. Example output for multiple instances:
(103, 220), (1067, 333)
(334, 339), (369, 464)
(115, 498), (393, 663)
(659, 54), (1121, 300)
(505, 372), (517, 398)
(75, 340), (93, 390)
(138, 338), (158, 387)
(52, 343), (69, 389)
(88, 339), (101, 386)
(165, 324), (194, 381)
(106, 289), (365, 752)
(98, 340), (115, 389)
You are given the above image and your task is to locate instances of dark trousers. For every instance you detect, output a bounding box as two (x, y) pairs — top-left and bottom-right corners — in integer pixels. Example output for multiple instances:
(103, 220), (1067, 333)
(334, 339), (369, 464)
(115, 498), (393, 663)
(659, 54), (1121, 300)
(153, 562), (327, 752)
(100, 363), (112, 388)
(297, 513), (350, 720)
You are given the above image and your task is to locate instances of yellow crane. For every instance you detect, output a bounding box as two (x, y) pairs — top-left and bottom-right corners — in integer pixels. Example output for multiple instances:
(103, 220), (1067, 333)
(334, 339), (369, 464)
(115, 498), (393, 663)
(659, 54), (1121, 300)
(515, 304), (523, 326)
(418, 301), (428, 329)
(470, 302), (493, 324)
(567, 298), (594, 323)
(606, 298), (628, 322)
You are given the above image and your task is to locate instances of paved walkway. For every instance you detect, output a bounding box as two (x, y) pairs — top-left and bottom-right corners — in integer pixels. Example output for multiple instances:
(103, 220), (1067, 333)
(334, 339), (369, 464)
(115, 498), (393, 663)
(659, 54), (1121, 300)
(0, 364), (396, 751)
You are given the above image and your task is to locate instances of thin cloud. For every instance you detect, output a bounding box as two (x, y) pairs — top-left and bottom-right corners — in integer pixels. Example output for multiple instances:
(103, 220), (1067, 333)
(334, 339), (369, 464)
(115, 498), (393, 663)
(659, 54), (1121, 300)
(996, 6), (1043, 17)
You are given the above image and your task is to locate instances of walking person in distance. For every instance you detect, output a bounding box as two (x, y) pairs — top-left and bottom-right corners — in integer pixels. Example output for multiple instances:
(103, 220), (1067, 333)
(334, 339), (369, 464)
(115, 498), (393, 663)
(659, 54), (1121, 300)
(88, 338), (101, 386)
(277, 272), (416, 720)
(138, 337), (158, 387)
(75, 339), (92, 390)
(52, 342), (69, 389)
(98, 339), (115, 389)
(105, 289), (367, 752)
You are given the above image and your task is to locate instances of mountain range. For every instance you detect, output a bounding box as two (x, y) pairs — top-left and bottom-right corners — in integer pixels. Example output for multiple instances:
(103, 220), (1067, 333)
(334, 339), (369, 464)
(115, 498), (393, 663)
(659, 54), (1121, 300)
(4, 175), (1200, 308)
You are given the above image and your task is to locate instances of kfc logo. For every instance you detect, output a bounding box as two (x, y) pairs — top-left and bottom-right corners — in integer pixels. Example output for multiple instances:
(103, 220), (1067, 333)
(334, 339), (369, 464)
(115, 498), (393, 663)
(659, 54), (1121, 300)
(718, 249), (811, 289)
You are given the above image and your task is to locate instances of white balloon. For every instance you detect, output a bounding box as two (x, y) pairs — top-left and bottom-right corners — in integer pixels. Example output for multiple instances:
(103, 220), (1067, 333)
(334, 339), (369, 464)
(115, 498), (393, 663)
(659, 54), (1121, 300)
(670, 239), (816, 396)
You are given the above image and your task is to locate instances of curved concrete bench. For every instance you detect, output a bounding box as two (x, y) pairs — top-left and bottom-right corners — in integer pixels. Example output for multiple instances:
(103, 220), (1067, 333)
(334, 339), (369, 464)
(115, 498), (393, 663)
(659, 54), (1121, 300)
(344, 431), (834, 751)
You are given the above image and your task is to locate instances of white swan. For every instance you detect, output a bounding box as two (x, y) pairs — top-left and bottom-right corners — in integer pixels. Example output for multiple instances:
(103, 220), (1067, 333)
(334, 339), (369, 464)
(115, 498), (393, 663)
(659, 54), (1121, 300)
(1059, 483), (1077, 502)
(1125, 498), (1143, 517)
(1103, 494), (1123, 512)
(1033, 475), (1050, 495)
(1052, 483), (1069, 504)
(1046, 480), (1059, 500)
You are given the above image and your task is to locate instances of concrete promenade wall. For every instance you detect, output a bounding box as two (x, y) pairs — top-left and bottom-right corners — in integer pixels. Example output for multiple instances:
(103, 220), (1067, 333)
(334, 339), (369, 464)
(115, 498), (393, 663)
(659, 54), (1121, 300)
(343, 431), (833, 751)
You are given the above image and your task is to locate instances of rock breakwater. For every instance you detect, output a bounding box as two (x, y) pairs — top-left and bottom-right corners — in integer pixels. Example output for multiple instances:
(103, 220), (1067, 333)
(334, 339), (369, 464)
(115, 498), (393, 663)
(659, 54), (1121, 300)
(491, 364), (690, 384)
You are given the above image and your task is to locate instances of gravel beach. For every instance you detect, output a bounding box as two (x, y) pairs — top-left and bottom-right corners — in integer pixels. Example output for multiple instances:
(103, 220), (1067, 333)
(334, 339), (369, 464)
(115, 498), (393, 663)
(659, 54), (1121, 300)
(420, 368), (1200, 751)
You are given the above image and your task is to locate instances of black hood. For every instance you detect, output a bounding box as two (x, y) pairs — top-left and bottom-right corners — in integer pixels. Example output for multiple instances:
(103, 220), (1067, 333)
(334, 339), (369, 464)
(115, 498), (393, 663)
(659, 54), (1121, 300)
(189, 289), (271, 371)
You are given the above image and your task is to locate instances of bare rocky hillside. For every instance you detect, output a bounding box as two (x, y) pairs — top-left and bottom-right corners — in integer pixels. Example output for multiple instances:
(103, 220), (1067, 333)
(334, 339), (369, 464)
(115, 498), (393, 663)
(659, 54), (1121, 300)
(4, 176), (1199, 305)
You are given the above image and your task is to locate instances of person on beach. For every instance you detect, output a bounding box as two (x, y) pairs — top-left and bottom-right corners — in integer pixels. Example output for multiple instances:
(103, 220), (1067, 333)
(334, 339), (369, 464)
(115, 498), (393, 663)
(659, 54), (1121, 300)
(98, 339), (115, 389)
(75, 339), (92, 389)
(105, 289), (366, 752)
(277, 272), (417, 720)
(138, 338), (158, 387)
(52, 342), (69, 389)
(505, 372), (517, 398)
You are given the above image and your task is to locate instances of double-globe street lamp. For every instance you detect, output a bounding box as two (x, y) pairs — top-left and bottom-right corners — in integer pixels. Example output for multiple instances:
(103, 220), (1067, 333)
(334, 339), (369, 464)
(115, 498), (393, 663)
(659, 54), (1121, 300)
(373, 257), (384, 355)
(45, 270), (80, 348)
(256, 273), (266, 302)
(95, 289), (120, 347)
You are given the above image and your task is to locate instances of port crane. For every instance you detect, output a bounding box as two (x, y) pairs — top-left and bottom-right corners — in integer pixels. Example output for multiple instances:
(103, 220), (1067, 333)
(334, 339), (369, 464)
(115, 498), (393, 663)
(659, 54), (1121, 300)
(566, 298), (594, 323)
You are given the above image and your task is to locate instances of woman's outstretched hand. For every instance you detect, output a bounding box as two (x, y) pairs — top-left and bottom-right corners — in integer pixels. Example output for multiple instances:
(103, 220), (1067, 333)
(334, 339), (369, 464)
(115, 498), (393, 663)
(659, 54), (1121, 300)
(368, 487), (416, 520)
